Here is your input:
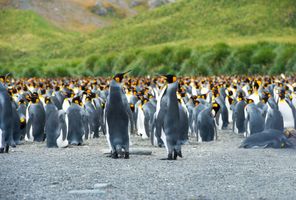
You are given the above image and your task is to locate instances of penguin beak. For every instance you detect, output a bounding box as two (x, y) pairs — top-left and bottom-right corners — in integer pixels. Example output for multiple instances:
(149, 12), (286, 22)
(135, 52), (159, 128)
(123, 70), (131, 77)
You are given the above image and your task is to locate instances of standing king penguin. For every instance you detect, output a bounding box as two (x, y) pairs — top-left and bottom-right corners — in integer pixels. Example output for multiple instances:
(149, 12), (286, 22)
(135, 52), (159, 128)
(156, 75), (185, 160)
(0, 81), (13, 153)
(105, 71), (131, 159)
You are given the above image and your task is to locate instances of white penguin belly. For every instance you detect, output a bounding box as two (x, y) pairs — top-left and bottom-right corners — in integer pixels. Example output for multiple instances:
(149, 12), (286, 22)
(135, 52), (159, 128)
(225, 100), (233, 123)
(279, 102), (294, 128)
(62, 99), (70, 112)
(57, 129), (68, 148)
(214, 114), (222, 130)
(25, 126), (34, 142)
(160, 128), (168, 153)
(234, 121), (239, 134)
(137, 109), (147, 139)
(0, 129), (3, 149)
(249, 94), (260, 104)
(105, 118), (112, 151)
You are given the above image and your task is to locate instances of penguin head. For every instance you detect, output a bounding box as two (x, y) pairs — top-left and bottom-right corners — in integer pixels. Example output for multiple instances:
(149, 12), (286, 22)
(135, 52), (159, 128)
(140, 96), (149, 105)
(212, 88), (219, 98)
(227, 90), (233, 97)
(161, 74), (177, 84)
(30, 95), (40, 104)
(147, 93), (154, 99)
(248, 88), (253, 95)
(129, 103), (135, 112)
(85, 88), (92, 95)
(194, 99), (200, 106)
(113, 70), (131, 83)
(261, 92), (270, 103)
(18, 99), (27, 106)
(279, 89), (285, 100)
(246, 98), (254, 104)
(72, 96), (82, 106)
(44, 97), (51, 104)
(212, 102), (220, 117)
(0, 76), (4, 83)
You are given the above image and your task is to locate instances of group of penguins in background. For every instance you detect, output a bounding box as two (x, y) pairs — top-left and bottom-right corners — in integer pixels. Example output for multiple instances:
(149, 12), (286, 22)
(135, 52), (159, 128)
(1, 72), (296, 160)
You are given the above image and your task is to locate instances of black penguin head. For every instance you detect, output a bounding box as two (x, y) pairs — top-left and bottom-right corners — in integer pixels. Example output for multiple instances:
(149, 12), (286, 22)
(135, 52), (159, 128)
(30, 95), (40, 104)
(194, 99), (200, 106)
(147, 93), (154, 99)
(130, 103), (135, 112)
(85, 93), (96, 102)
(212, 102), (220, 117)
(248, 88), (253, 95)
(0, 73), (11, 84)
(212, 88), (219, 98)
(161, 74), (177, 84)
(113, 70), (131, 83)
(45, 96), (51, 104)
(261, 92), (270, 103)
(279, 89), (285, 100)
(246, 98), (254, 104)
(72, 96), (82, 106)
(18, 99), (26, 106)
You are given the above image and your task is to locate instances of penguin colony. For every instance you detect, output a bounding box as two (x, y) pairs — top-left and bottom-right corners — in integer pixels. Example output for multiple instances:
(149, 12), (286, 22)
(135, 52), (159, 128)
(1, 73), (296, 159)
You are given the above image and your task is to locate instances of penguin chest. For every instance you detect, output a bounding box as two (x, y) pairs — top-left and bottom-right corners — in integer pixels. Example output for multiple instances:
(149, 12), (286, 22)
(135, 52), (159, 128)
(62, 99), (71, 112)
(137, 108), (147, 139)
(225, 100), (233, 123)
(56, 128), (68, 148)
(278, 102), (294, 128)
(249, 94), (260, 104)
(0, 128), (3, 149)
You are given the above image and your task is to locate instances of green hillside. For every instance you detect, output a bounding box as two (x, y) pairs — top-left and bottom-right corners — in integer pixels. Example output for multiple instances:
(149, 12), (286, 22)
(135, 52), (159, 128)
(1, 0), (296, 77)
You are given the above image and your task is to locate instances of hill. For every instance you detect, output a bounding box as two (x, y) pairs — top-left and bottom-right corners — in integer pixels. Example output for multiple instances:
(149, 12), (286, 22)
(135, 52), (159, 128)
(0, 0), (296, 77)
(0, 0), (174, 31)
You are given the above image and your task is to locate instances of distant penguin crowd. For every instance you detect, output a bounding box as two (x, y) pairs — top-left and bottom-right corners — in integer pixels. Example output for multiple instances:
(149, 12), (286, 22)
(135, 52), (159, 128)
(1, 73), (296, 159)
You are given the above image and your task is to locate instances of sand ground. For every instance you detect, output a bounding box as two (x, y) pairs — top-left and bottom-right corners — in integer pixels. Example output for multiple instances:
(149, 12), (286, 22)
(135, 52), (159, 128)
(1, 129), (296, 200)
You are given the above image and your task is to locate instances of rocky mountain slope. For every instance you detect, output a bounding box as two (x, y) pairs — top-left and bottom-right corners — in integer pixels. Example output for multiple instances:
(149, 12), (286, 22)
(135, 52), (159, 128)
(0, 0), (175, 31)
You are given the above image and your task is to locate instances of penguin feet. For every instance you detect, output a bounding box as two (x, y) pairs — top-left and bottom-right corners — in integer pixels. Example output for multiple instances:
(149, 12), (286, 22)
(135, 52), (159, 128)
(173, 150), (178, 160)
(111, 151), (119, 159)
(124, 152), (130, 159)
(5, 145), (9, 153)
(167, 153), (173, 160)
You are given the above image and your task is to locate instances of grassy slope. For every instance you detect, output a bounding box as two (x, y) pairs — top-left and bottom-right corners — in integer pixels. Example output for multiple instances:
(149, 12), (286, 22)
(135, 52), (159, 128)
(81, 0), (296, 53)
(0, 0), (296, 76)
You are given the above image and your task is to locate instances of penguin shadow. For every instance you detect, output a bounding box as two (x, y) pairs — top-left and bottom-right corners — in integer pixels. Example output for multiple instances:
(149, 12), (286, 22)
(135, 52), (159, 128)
(67, 143), (89, 148)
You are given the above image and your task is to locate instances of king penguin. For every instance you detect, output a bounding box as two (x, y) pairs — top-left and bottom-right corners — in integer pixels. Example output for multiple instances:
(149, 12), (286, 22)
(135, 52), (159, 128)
(233, 96), (246, 134)
(278, 89), (295, 129)
(105, 71), (131, 159)
(0, 80), (13, 153)
(197, 104), (217, 142)
(244, 101), (265, 137)
(265, 97), (284, 131)
(25, 93), (46, 142)
(156, 75), (185, 160)
(46, 109), (68, 148)
(66, 96), (85, 145)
